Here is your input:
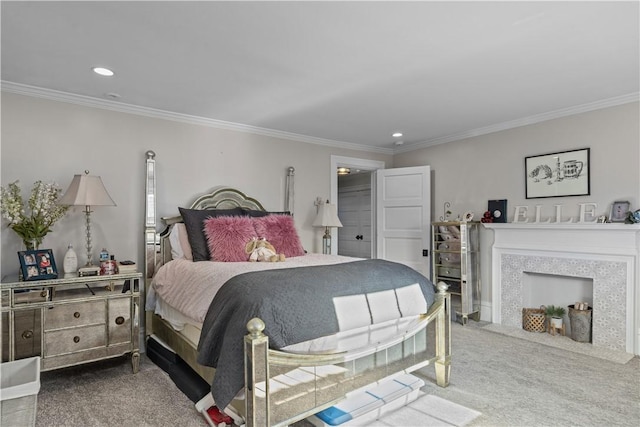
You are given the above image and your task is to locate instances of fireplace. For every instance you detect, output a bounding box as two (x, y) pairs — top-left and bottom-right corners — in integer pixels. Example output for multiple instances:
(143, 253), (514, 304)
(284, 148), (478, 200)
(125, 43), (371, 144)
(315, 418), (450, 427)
(522, 273), (593, 310)
(484, 223), (640, 355)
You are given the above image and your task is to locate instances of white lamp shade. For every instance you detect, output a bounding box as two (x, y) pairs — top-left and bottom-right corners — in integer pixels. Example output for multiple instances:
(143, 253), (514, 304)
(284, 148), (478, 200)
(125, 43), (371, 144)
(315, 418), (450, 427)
(313, 203), (343, 228)
(59, 173), (116, 207)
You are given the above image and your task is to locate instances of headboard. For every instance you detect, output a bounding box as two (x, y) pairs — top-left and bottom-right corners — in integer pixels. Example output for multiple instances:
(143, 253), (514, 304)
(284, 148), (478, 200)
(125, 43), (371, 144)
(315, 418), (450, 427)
(143, 151), (295, 282)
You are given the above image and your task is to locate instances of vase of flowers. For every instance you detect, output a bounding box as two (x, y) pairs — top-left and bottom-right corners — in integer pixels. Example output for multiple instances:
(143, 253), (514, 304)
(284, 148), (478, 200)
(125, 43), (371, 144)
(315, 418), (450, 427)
(1, 180), (69, 249)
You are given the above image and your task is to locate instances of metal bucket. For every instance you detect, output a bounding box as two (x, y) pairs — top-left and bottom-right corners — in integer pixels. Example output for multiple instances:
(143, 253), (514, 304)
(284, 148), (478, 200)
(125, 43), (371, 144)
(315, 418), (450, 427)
(568, 305), (592, 343)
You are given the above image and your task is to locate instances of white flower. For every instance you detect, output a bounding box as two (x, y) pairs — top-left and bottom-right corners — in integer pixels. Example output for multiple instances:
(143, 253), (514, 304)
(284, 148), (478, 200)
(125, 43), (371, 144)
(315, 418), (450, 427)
(1, 180), (69, 244)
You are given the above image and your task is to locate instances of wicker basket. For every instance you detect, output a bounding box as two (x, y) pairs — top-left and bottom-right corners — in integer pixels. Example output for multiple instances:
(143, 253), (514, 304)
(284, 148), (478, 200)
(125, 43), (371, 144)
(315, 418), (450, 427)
(522, 307), (546, 332)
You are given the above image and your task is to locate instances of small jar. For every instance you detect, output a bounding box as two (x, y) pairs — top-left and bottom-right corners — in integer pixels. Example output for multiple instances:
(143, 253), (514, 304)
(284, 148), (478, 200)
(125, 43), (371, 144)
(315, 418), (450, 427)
(100, 255), (117, 275)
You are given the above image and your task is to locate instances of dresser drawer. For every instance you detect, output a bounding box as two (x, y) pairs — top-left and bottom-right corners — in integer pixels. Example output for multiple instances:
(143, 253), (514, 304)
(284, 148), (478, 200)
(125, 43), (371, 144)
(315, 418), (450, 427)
(2, 289), (49, 309)
(437, 266), (461, 278)
(108, 298), (131, 345)
(44, 300), (105, 330)
(437, 241), (461, 252)
(44, 324), (106, 356)
(2, 310), (42, 362)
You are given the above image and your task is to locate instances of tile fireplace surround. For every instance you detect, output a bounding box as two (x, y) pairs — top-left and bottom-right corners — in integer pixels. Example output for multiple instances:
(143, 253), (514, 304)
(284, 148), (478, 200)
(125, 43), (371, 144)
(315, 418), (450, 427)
(484, 223), (640, 355)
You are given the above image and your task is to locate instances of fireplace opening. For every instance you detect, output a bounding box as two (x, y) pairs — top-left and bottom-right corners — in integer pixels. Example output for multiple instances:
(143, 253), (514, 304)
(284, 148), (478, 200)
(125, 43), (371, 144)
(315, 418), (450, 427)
(523, 272), (593, 337)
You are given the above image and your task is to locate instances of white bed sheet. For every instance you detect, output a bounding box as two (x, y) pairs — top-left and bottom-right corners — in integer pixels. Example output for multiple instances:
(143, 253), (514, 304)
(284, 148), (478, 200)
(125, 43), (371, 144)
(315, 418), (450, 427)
(153, 294), (203, 345)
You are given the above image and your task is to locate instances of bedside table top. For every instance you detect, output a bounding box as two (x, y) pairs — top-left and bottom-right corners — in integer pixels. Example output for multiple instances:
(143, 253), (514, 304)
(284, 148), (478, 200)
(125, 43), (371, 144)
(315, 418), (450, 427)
(1, 271), (142, 289)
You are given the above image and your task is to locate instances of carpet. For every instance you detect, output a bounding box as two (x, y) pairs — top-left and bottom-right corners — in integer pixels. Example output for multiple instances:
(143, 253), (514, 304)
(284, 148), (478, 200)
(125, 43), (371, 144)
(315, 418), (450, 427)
(479, 322), (634, 364)
(36, 356), (481, 427)
(34, 323), (639, 426)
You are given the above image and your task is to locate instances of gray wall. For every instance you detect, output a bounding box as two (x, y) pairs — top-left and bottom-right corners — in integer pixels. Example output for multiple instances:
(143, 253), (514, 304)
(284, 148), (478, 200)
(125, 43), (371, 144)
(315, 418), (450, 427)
(0, 93), (391, 276)
(394, 101), (640, 317)
(2, 90), (638, 310)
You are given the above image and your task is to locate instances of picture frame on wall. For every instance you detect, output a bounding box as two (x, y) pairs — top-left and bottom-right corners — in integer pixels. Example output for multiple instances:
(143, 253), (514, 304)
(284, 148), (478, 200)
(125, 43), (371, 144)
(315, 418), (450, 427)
(18, 249), (58, 281)
(609, 201), (631, 223)
(525, 148), (590, 199)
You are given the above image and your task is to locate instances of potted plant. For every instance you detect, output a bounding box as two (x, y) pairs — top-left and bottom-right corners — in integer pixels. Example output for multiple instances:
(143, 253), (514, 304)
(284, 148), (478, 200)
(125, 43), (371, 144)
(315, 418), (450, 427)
(545, 305), (567, 329)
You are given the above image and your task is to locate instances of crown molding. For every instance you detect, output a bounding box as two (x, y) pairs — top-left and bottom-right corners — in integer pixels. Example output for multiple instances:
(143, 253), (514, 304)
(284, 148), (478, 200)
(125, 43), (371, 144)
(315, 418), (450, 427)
(394, 92), (640, 154)
(3, 81), (636, 157)
(1, 81), (394, 155)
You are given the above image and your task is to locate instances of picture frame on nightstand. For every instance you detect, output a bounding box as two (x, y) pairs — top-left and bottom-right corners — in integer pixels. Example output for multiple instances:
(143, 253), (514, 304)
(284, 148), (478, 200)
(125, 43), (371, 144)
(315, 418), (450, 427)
(18, 249), (58, 280)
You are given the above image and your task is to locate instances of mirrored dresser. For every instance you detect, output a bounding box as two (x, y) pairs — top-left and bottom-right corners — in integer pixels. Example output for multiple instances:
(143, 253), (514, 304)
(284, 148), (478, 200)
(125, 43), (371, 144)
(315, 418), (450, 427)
(1, 272), (141, 373)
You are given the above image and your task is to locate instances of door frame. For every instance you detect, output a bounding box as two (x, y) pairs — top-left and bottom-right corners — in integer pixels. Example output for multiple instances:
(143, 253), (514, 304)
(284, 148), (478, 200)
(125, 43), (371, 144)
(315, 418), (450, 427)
(330, 156), (386, 255)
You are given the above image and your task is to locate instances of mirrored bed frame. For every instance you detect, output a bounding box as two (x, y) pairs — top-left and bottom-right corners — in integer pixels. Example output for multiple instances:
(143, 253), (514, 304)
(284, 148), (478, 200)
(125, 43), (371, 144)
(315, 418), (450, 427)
(143, 151), (451, 426)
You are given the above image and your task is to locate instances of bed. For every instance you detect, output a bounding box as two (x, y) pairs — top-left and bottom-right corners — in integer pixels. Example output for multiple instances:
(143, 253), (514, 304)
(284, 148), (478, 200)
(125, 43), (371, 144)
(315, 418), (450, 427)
(143, 151), (451, 426)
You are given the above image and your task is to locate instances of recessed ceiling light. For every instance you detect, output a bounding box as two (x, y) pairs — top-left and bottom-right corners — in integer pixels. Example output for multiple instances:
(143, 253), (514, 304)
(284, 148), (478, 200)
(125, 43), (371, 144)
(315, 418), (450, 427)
(392, 132), (403, 138)
(93, 67), (114, 77)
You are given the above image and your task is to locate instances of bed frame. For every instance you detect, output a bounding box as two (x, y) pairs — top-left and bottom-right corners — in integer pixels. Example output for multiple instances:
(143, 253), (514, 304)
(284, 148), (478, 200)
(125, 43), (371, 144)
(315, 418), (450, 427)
(143, 151), (451, 426)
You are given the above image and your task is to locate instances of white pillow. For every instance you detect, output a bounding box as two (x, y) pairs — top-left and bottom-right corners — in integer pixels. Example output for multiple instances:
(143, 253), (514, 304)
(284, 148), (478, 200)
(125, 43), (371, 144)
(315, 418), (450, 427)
(169, 223), (193, 261)
(169, 223), (185, 260)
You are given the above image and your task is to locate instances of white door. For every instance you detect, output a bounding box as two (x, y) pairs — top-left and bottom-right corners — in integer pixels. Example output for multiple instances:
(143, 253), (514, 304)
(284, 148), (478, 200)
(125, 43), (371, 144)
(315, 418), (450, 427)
(375, 166), (431, 278)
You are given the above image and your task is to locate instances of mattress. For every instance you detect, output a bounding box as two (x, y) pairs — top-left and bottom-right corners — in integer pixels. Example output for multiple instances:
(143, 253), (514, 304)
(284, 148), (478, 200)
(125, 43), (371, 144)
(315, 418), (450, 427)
(154, 294), (428, 355)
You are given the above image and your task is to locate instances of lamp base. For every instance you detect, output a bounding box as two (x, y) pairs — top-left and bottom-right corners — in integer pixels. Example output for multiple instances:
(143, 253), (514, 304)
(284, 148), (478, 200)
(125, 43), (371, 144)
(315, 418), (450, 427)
(322, 228), (332, 255)
(78, 266), (100, 277)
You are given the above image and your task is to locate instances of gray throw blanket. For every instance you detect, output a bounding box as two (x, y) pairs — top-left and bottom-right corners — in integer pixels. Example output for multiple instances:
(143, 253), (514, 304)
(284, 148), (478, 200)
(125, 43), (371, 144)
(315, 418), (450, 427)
(197, 259), (435, 410)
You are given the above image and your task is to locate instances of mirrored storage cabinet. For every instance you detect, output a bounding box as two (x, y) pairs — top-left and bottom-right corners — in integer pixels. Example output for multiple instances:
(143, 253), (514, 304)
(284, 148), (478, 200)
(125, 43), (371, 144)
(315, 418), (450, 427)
(431, 221), (480, 324)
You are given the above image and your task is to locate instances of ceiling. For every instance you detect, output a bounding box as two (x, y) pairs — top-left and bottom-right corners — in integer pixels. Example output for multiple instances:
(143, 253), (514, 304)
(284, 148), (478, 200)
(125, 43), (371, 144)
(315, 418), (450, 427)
(2, 1), (638, 154)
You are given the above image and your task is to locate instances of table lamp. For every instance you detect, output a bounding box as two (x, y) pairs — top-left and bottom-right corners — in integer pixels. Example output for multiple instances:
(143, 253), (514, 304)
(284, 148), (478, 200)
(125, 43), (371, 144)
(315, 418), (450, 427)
(313, 201), (343, 254)
(59, 171), (116, 276)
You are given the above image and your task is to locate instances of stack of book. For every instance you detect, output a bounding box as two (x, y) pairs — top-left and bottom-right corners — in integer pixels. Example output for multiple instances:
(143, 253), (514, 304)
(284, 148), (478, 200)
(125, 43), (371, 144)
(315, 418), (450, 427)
(117, 261), (137, 274)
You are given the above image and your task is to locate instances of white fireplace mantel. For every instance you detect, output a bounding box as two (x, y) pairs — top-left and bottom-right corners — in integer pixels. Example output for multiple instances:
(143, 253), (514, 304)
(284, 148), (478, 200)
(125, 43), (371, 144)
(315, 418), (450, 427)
(484, 223), (640, 355)
(485, 222), (640, 255)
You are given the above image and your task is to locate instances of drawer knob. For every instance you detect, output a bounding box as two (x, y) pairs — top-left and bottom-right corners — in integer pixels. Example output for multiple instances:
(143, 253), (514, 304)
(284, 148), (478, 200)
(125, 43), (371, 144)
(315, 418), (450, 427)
(74, 312), (81, 318)
(115, 316), (125, 325)
(22, 330), (33, 339)
(40, 290), (48, 298)
(73, 336), (80, 343)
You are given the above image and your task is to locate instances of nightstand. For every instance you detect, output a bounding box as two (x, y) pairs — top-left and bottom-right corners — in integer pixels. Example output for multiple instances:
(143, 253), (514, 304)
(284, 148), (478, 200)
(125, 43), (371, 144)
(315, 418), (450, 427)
(1, 272), (142, 373)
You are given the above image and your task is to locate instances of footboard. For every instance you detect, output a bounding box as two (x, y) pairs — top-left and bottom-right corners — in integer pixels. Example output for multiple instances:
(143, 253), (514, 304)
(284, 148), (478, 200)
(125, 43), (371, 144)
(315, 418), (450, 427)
(243, 283), (451, 427)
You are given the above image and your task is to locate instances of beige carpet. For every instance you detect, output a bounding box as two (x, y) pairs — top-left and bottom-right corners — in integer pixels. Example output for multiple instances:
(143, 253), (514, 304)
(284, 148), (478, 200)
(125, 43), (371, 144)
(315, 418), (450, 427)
(478, 322), (634, 364)
(34, 322), (639, 426)
(419, 322), (639, 427)
(35, 356), (480, 427)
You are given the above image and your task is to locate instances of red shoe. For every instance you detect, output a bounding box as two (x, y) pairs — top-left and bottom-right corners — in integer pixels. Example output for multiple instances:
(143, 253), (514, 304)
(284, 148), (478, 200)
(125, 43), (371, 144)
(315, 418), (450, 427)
(205, 406), (234, 426)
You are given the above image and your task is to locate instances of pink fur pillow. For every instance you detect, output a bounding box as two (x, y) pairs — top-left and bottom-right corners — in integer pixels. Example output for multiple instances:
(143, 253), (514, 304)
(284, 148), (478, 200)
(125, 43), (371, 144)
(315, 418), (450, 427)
(253, 214), (305, 258)
(203, 216), (255, 262)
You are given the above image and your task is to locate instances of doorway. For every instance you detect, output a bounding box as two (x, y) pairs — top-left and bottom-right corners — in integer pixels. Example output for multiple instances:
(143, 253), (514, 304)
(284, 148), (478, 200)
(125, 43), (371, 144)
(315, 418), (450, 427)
(331, 156), (385, 257)
(337, 172), (372, 258)
(330, 156), (431, 278)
